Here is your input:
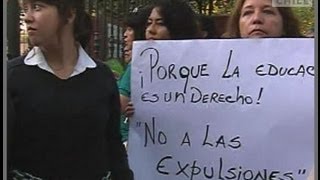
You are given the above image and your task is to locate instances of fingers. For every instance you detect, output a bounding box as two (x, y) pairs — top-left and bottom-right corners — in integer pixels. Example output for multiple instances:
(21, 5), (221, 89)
(124, 102), (135, 117)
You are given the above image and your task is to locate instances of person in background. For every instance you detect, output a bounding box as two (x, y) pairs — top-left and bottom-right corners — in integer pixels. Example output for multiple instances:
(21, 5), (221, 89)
(121, 0), (200, 128)
(7, 0), (133, 179)
(122, 6), (152, 64)
(119, 5), (152, 148)
(197, 14), (218, 39)
(222, 0), (302, 38)
(222, 1), (313, 179)
(145, 0), (199, 40)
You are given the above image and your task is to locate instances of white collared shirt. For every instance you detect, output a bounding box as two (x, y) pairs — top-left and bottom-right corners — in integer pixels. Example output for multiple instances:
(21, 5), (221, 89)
(24, 46), (97, 78)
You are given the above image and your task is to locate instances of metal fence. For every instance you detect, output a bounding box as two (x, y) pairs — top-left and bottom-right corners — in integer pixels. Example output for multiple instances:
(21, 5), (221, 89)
(7, 0), (151, 61)
(7, 0), (228, 61)
(85, 0), (151, 61)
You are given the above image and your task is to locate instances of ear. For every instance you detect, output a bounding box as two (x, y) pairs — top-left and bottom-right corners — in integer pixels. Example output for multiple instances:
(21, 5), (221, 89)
(67, 8), (76, 24)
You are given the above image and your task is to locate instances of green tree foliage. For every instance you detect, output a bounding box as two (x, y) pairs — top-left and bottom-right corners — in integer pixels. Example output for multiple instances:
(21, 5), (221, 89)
(189, 0), (235, 14)
(292, 7), (315, 35)
(104, 58), (125, 80)
(211, 0), (235, 15)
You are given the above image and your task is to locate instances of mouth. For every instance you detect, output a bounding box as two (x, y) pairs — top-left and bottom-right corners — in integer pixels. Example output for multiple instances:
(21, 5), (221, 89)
(249, 29), (267, 36)
(123, 42), (132, 50)
(123, 49), (131, 55)
(27, 27), (37, 33)
(124, 50), (132, 61)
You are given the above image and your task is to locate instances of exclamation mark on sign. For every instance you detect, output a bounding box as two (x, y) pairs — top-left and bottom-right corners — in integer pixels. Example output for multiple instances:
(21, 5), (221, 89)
(256, 87), (264, 104)
(140, 71), (143, 89)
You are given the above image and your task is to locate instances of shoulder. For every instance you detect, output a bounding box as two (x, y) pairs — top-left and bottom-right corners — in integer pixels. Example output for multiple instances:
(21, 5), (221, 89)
(91, 60), (121, 95)
(93, 60), (120, 79)
(120, 64), (131, 80)
(7, 56), (28, 88)
(7, 56), (26, 70)
(94, 60), (112, 72)
(7, 56), (28, 79)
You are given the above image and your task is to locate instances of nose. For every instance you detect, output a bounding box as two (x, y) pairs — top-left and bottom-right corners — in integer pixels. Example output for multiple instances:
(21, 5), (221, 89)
(123, 28), (130, 38)
(24, 10), (33, 24)
(122, 32), (128, 45)
(146, 23), (156, 35)
(252, 11), (263, 24)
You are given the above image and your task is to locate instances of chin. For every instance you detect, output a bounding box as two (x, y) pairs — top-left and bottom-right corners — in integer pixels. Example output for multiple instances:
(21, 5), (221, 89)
(249, 34), (268, 38)
(250, 36), (264, 38)
(124, 59), (131, 64)
(28, 39), (40, 47)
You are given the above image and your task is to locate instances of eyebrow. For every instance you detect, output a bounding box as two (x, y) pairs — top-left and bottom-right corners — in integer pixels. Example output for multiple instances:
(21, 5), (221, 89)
(242, 4), (274, 10)
(242, 5), (254, 9)
(148, 18), (164, 21)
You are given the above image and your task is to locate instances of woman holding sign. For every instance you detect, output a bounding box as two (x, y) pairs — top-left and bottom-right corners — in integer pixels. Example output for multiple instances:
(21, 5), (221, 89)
(144, 0), (199, 40)
(222, 1), (314, 180)
(222, 0), (302, 38)
(119, 5), (152, 148)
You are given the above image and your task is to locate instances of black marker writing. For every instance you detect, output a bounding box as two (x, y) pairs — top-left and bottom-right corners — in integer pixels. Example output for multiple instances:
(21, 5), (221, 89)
(144, 117), (167, 147)
(222, 50), (240, 79)
(202, 124), (241, 149)
(256, 63), (314, 77)
(140, 47), (209, 93)
(155, 156), (296, 180)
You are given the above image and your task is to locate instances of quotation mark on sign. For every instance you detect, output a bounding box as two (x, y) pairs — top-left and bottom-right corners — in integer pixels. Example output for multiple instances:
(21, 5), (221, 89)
(298, 169), (306, 175)
(136, 121), (142, 127)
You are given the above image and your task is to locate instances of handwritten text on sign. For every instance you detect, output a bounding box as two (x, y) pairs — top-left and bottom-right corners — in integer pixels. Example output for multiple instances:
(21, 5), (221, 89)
(128, 39), (314, 180)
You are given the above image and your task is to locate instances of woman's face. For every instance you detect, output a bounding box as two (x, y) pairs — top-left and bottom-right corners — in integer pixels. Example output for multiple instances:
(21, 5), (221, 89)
(123, 26), (135, 50)
(123, 45), (132, 63)
(22, 1), (64, 46)
(145, 7), (171, 40)
(123, 26), (135, 63)
(239, 0), (284, 38)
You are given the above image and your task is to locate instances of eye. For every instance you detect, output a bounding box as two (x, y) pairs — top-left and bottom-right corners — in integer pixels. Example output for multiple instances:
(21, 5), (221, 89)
(32, 3), (42, 11)
(21, 6), (29, 13)
(156, 20), (165, 26)
(241, 10), (253, 17)
(263, 9), (275, 15)
(146, 20), (152, 27)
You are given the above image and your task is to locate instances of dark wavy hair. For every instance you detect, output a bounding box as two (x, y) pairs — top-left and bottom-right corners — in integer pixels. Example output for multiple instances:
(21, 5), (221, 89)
(223, 0), (302, 38)
(22, 0), (92, 47)
(124, 5), (152, 40)
(150, 0), (199, 40)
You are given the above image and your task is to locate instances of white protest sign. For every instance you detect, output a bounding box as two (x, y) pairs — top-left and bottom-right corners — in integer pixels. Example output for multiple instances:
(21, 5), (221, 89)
(128, 39), (314, 180)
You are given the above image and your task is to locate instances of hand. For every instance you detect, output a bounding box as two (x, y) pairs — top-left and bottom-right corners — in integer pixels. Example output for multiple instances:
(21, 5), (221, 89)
(124, 101), (135, 117)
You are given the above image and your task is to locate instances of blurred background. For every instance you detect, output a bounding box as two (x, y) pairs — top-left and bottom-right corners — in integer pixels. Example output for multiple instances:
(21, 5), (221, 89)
(6, 0), (315, 75)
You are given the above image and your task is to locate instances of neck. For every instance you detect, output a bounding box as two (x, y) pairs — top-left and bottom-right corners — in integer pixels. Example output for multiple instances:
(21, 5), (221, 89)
(40, 35), (80, 79)
(39, 24), (79, 68)
(41, 40), (79, 70)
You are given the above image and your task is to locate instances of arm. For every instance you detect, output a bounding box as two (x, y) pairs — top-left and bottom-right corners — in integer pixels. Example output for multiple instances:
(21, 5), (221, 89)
(7, 90), (16, 174)
(108, 70), (134, 180)
(118, 64), (135, 117)
(7, 62), (18, 176)
(120, 94), (130, 114)
(120, 96), (135, 118)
